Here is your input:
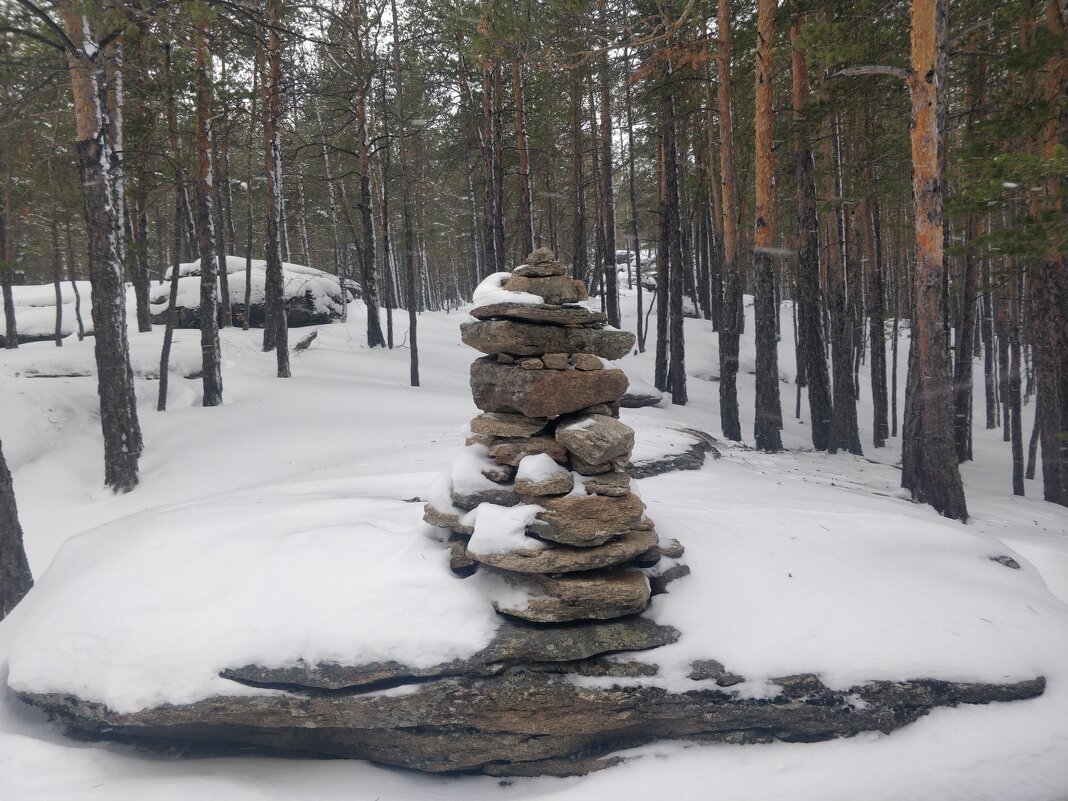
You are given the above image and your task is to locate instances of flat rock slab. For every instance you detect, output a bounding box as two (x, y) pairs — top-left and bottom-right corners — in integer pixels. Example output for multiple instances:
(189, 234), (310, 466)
(470, 412), (548, 439)
(471, 357), (629, 419)
(531, 492), (646, 546)
(628, 428), (722, 479)
(469, 303), (607, 328)
(491, 568), (651, 622)
(503, 275), (588, 305)
(220, 617), (679, 691)
(23, 672), (1044, 776)
(461, 320), (635, 360)
(467, 528), (658, 574)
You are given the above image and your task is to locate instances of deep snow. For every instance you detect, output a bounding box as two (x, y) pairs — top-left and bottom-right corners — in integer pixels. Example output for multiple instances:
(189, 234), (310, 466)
(0, 278), (1066, 800)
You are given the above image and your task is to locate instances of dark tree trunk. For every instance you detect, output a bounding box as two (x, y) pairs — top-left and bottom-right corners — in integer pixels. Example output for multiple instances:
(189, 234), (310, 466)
(514, 59), (535, 257)
(194, 18), (223, 406)
(66, 220), (85, 340)
(391, 0), (419, 387)
(51, 200), (64, 346)
(61, 6), (142, 492)
(865, 194), (889, 447)
(354, 0), (386, 348)
(0, 440), (32, 621)
(663, 78), (687, 406)
(158, 197), (184, 412)
(624, 46), (644, 352)
(262, 0), (290, 377)
(598, 0), (619, 328)
(570, 70), (587, 282)
(790, 8), (832, 450)
(900, 0), (967, 520)
(716, 0), (742, 442)
(654, 138), (669, 392)
(753, 0), (782, 451)
(823, 114), (862, 455)
(1, 164), (16, 350)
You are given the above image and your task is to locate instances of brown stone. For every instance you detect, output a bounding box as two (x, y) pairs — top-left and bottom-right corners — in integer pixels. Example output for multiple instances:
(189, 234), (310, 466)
(470, 357), (629, 419)
(451, 485), (521, 511)
(468, 528), (658, 574)
(542, 353), (569, 370)
(497, 353), (516, 364)
(519, 358), (544, 370)
(526, 246), (556, 264)
(491, 569), (651, 622)
(503, 275), (588, 305)
(570, 455), (614, 475)
(486, 435), (569, 467)
(530, 493), (645, 546)
(513, 262), (567, 278)
(579, 471), (632, 497)
(470, 412), (548, 439)
(448, 536), (478, 576)
(481, 461), (516, 483)
(514, 455), (574, 496)
(556, 415), (635, 465)
(470, 303), (606, 328)
(461, 320), (635, 361)
(570, 353), (604, 371)
(423, 503), (474, 535)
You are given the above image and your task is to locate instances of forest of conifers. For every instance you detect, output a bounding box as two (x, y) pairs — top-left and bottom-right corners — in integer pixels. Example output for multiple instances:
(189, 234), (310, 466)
(0, 0), (1065, 529)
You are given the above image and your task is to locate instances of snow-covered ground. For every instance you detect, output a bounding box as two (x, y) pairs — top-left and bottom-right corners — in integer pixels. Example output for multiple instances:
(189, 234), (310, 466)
(1, 280), (1066, 800)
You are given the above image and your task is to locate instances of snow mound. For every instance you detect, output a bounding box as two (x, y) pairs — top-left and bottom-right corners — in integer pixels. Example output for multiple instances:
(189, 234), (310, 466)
(471, 272), (542, 306)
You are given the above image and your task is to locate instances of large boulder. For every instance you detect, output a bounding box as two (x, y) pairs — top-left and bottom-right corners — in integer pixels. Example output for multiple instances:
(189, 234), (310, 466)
(556, 414), (635, 465)
(21, 668), (1044, 776)
(470, 357), (629, 419)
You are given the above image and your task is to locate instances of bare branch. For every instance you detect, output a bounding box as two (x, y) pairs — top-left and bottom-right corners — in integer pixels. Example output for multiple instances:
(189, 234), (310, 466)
(830, 65), (910, 81)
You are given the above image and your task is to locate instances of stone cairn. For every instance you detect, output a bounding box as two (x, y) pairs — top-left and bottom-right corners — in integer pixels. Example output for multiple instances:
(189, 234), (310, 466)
(424, 247), (681, 623)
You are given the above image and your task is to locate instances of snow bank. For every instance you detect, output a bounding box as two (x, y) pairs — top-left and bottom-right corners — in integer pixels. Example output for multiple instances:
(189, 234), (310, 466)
(471, 272), (542, 306)
(4, 486), (502, 713)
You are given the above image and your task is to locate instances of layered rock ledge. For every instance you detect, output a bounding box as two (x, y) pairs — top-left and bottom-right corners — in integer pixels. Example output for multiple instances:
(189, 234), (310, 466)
(19, 662), (1044, 777)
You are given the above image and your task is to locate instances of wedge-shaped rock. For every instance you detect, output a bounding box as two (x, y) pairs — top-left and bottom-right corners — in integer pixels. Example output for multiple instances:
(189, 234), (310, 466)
(530, 493), (645, 546)
(468, 528), (657, 574)
(471, 357), (629, 419)
(470, 412), (549, 439)
(462, 320), (635, 360)
(469, 303), (606, 328)
(219, 616), (678, 692)
(491, 568), (651, 622)
(465, 434), (569, 467)
(503, 275), (588, 304)
(556, 414), (635, 465)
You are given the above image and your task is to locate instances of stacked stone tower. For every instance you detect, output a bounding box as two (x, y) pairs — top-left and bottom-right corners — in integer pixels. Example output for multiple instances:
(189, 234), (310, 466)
(424, 248), (671, 623)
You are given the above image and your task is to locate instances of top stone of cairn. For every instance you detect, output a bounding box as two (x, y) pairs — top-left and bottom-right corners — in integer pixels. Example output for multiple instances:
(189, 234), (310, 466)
(513, 246), (567, 278)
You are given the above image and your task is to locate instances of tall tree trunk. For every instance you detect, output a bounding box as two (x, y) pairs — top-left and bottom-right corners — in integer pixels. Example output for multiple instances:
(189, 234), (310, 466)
(663, 69), (687, 405)
(790, 8), (832, 450)
(624, 45), (644, 352)
(1030, 0), (1068, 506)
(753, 0), (782, 451)
(262, 0), (290, 377)
(60, 4), (143, 492)
(654, 138), (669, 392)
(194, 17), (223, 406)
(864, 190), (889, 448)
(354, 0), (386, 347)
(823, 113), (862, 455)
(597, 0), (620, 328)
(900, 0), (967, 520)
(514, 59), (535, 256)
(1, 150), (16, 349)
(391, 0), (419, 387)
(243, 52), (259, 332)
(570, 70), (588, 282)
(716, 0), (743, 442)
(0, 440), (32, 620)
